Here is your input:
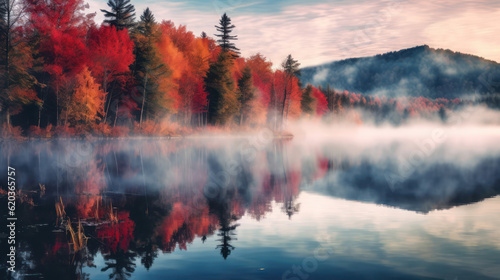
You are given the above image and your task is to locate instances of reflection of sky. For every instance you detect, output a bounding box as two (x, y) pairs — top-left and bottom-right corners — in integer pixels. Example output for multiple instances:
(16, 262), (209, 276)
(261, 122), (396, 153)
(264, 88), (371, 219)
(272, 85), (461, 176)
(85, 192), (500, 280)
(4, 120), (500, 279)
(88, 0), (500, 67)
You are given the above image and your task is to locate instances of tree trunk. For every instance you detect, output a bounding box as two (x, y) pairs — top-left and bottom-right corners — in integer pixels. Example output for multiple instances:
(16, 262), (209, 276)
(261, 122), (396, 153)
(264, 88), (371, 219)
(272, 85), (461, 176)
(139, 74), (148, 128)
(4, 0), (11, 132)
(272, 76), (278, 131)
(6, 108), (11, 131)
(280, 74), (291, 131)
(103, 73), (110, 123)
(5, 0), (10, 90)
(38, 106), (42, 128)
(113, 101), (118, 127)
(56, 85), (59, 126)
(285, 81), (293, 127)
(64, 105), (68, 126)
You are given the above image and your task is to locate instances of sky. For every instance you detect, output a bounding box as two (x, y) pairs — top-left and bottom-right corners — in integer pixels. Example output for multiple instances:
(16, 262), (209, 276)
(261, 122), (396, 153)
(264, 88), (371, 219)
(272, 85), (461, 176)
(87, 0), (500, 67)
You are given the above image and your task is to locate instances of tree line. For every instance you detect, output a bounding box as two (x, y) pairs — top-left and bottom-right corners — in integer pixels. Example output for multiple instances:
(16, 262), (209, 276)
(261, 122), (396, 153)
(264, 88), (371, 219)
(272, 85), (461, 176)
(0, 0), (471, 138)
(0, 0), (317, 137)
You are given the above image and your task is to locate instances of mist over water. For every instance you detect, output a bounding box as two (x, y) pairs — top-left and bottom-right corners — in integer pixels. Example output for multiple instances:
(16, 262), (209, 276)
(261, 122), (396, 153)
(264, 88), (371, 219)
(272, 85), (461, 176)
(1, 109), (500, 280)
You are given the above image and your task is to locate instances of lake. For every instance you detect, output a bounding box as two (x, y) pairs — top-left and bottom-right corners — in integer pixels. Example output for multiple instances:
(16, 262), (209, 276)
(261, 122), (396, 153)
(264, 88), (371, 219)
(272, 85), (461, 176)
(1, 125), (500, 280)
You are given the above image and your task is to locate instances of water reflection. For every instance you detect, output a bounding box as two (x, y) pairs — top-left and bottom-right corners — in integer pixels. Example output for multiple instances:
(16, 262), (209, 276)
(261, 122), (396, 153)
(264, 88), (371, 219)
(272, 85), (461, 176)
(1, 133), (500, 280)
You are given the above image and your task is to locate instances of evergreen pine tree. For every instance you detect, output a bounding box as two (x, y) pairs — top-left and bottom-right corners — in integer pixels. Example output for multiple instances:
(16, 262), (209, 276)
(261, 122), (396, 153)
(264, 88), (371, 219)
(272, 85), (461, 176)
(132, 8), (170, 125)
(214, 13), (240, 58)
(101, 0), (136, 30)
(282, 54), (301, 77)
(137, 7), (155, 36)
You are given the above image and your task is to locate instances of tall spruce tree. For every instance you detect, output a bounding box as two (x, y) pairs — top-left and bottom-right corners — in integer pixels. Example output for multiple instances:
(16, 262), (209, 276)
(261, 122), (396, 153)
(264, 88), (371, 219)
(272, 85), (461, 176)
(132, 8), (170, 125)
(205, 13), (241, 125)
(282, 54), (301, 77)
(214, 13), (240, 57)
(101, 0), (136, 30)
(137, 7), (154, 35)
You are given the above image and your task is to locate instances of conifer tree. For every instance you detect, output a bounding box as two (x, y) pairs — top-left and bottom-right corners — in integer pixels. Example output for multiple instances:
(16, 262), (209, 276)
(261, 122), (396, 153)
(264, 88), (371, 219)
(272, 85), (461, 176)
(101, 0), (136, 30)
(137, 7), (154, 35)
(301, 84), (314, 115)
(237, 66), (254, 125)
(132, 8), (170, 125)
(205, 51), (239, 125)
(214, 13), (240, 57)
(205, 13), (241, 125)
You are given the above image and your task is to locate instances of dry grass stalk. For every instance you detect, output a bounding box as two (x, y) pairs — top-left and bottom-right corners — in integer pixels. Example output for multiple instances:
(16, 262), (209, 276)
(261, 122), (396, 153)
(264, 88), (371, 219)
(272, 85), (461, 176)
(108, 202), (118, 224)
(55, 196), (66, 221)
(66, 219), (88, 252)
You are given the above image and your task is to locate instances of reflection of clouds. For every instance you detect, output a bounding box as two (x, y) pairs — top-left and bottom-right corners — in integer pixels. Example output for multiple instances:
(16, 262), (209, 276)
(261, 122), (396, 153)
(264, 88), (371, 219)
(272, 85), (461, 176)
(237, 192), (500, 279)
(4, 126), (500, 278)
(421, 197), (500, 250)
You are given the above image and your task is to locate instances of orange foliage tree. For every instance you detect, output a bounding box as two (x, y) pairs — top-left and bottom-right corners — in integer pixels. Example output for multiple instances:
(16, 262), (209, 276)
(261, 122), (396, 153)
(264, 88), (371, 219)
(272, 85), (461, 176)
(63, 67), (106, 126)
(246, 54), (273, 126)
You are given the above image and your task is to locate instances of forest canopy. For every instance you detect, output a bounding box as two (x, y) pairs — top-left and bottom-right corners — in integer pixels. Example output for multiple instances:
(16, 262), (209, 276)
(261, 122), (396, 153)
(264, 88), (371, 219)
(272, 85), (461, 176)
(0, 1), (498, 138)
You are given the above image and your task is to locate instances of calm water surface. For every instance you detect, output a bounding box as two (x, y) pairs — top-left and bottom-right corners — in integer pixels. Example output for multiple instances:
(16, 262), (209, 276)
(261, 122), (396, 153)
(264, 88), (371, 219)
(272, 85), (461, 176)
(1, 128), (500, 280)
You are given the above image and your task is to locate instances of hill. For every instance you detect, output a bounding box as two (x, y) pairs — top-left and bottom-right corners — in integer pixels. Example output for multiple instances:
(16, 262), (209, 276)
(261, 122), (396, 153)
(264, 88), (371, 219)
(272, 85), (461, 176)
(301, 45), (500, 98)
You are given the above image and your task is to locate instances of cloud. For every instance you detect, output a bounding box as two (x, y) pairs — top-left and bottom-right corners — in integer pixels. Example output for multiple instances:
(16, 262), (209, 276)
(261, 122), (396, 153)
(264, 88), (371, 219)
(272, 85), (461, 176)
(88, 0), (500, 67)
(312, 68), (329, 85)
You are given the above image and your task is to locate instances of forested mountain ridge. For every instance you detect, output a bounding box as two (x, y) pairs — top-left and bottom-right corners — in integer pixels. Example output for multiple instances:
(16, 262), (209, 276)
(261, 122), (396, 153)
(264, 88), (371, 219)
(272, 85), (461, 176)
(301, 45), (500, 98)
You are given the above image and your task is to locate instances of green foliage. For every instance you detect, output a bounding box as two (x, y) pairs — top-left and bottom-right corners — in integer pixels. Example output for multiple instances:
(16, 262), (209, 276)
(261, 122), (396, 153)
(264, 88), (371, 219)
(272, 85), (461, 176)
(101, 0), (136, 30)
(215, 13), (240, 57)
(205, 51), (239, 125)
(301, 84), (314, 115)
(137, 7), (155, 36)
(282, 54), (301, 77)
(237, 66), (254, 124)
(132, 9), (172, 122)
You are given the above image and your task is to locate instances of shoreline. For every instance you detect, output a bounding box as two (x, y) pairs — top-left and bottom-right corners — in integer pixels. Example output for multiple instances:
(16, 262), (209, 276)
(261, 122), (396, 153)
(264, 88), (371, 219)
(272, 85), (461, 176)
(0, 132), (295, 142)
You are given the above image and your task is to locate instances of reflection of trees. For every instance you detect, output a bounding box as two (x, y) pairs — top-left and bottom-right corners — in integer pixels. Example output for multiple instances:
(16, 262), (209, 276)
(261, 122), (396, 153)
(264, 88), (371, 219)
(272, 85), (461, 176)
(127, 192), (168, 270)
(205, 153), (244, 260)
(138, 242), (158, 271)
(2, 139), (305, 277)
(282, 198), (300, 219)
(216, 222), (239, 260)
(208, 194), (241, 260)
(101, 250), (137, 280)
(267, 141), (302, 219)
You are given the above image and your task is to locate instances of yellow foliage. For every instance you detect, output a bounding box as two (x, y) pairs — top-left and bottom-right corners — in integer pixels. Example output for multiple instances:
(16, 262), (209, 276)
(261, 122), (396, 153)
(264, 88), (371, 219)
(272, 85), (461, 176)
(64, 67), (106, 126)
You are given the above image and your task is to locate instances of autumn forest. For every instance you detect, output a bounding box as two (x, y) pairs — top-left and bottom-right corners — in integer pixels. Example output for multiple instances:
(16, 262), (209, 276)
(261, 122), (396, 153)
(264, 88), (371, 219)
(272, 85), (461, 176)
(0, 0), (477, 139)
